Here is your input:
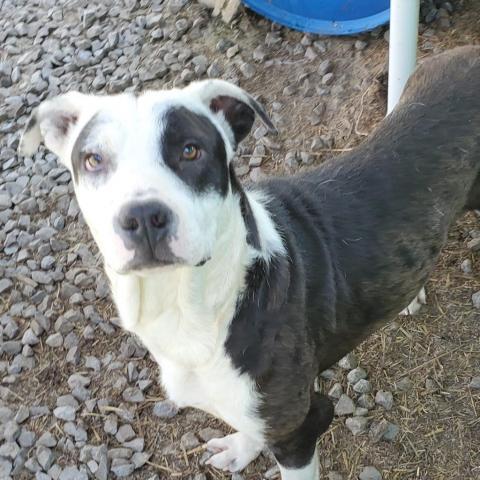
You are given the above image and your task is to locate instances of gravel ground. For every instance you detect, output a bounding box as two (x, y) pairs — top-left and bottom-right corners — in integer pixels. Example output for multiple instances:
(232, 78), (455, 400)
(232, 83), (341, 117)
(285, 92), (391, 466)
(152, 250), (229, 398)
(1, 0), (479, 479)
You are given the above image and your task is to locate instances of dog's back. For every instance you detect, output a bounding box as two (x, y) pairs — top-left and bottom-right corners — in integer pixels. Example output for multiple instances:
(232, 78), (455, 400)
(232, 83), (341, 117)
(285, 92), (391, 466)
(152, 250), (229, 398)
(256, 46), (480, 366)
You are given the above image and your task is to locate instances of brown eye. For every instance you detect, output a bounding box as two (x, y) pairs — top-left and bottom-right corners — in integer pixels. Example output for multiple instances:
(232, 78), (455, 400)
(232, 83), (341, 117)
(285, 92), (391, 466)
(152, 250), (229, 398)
(84, 153), (103, 172)
(182, 144), (200, 161)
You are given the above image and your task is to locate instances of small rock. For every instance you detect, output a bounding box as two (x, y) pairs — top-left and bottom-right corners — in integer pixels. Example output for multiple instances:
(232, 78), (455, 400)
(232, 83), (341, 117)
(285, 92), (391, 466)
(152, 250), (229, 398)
(226, 45), (239, 58)
(354, 407), (369, 417)
(15, 405), (30, 423)
(355, 40), (368, 50)
(328, 383), (343, 399)
(253, 46), (267, 62)
(54, 406), (76, 421)
(353, 379), (372, 394)
(335, 394), (355, 416)
(345, 416), (368, 436)
(59, 466), (88, 480)
(369, 419), (389, 443)
(153, 399), (179, 418)
(469, 376), (480, 389)
(104, 414), (118, 435)
(46, 332), (63, 348)
(37, 431), (57, 448)
(375, 390), (394, 410)
(116, 424), (136, 443)
(357, 394), (375, 410)
(359, 466), (382, 480)
(122, 387), (144, 403)
(0, 278), (13, 294)
(338, 353), (358, 370)
(467, 237), (480, 251)
(36, 446), (54, 470)
(322, 72), (334, 85)
(0, 459), (12, 477)
(18, 429), (36, 447)
(327, 472), (345, 480)
(180, 431), (200, 450)
(191, 55), (208, 76)
(198, 427), (224, 442)
(347, 367), (367, 384)
(383, 422), (400, 442)
(472, 291), (480, 309)
(110, 462), (135, 477)
(22, 328), (39, 346)
(240, 62), (255, 79)
(394, 377), (412, 392)
(461, 259), (472, 274)
(318, 59), (332, 76)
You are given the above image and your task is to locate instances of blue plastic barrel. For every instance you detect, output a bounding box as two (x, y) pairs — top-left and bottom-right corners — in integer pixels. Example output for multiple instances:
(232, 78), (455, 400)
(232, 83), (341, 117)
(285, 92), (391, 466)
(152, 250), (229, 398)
(242, 0), (390, 35)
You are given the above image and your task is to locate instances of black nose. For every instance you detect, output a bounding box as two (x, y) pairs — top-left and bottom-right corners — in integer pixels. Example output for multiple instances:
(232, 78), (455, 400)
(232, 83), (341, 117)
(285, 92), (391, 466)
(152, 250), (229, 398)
(116, 201), (173, 248)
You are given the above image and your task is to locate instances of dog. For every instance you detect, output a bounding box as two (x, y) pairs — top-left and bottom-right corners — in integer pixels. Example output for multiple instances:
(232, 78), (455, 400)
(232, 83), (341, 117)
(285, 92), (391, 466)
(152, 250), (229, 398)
(18, 46), (480, 479)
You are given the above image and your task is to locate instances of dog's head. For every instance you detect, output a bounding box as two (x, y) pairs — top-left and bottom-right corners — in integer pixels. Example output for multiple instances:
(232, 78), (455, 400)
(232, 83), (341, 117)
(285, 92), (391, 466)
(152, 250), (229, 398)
(19, 80), (276, 274)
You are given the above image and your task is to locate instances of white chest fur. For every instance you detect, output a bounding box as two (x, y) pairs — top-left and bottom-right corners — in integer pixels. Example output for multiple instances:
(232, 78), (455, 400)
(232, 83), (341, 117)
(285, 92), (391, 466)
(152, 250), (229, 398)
(104, 192), (285, 444)
(106, 251), (265, 442)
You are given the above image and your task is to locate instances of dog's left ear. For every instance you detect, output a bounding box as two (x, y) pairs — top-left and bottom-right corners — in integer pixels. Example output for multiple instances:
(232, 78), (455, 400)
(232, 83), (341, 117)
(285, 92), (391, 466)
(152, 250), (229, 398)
(185, 79), (277, 146)
(18, 92), (97, 166)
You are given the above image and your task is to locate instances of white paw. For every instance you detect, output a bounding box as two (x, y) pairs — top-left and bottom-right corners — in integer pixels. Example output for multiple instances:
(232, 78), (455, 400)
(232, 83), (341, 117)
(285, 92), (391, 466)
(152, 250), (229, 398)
(205, 432), (263, 472)
(400, 287), (427, 316)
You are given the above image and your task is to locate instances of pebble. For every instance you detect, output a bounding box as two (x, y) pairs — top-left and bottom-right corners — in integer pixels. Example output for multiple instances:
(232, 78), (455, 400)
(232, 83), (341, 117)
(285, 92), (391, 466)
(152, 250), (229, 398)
(461, 259), (472, 273)
(116, 424), (136, 443)
(328, 383), (343, 399)
(15, 405), (30, 423)
(335, 394), (355, 416)
(122, 387), (144, 403)
(46, 332), (63, 347)
(469, 376), (480, 389)
(357, 394), (375, 410)
(375, 390), (394, 410)
(58, 466), (88, 480)
(472, 291), (480, 309)
(359, 466), (382, 480)
(54, 406), (76, 421)
(369, 419), (389, 443)
(345, 416), (368, 436)
(353, 379), (372, 394)
(347, 367), (367, 384)
(153, 399), (179, 418)
(338, 353), (358, 369)
(180, 431), (200, 449)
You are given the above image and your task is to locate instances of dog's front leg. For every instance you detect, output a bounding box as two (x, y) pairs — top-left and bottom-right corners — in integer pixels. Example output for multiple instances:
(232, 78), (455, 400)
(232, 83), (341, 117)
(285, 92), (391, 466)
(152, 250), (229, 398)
(205, 431), (263, 472)
(270, 393), (333, 480)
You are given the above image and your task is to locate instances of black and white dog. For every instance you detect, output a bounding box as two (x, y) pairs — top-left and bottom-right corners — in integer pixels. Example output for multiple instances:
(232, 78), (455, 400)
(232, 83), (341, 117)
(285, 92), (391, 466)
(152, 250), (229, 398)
(19, 46), (480, 479)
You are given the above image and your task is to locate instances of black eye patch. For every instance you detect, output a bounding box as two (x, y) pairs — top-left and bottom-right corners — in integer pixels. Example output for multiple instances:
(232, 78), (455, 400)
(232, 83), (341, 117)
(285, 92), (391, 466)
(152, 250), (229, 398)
(160, 107), (229, 196)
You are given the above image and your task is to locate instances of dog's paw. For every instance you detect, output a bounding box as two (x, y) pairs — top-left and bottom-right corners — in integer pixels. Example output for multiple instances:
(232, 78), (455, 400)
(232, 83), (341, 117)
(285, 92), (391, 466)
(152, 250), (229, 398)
(400, 287), (427, 316)
(205, 432), (263, 472)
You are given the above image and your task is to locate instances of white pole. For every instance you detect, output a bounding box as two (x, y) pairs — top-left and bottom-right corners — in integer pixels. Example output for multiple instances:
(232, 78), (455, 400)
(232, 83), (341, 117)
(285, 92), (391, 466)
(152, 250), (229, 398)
(387, 0), (420, 113)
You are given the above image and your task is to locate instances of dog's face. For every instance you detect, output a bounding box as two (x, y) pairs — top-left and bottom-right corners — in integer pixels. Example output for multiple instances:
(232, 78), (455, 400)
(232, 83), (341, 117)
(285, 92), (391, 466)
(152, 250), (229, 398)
(19, 81), (275, 274)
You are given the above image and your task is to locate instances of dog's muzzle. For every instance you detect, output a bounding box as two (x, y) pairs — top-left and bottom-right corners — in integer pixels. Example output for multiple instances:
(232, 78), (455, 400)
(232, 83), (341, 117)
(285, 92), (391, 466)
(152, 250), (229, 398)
(115, 201), (179, 270)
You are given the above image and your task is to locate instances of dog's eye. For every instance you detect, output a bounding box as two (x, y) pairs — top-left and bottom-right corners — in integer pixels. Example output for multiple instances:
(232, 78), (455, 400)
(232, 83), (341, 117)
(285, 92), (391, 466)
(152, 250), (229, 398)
(84, 153), (103, 172)
(182, 144), (200, 161)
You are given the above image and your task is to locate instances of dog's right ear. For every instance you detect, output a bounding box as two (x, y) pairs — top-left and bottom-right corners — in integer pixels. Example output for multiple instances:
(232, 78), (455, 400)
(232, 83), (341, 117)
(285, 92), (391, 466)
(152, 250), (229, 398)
(18, 92), (96, 166)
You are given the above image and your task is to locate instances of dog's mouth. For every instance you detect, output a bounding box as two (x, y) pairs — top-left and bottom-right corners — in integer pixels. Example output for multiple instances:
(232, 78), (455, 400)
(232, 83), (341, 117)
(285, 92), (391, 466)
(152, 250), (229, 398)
(113, 255), (211, 275)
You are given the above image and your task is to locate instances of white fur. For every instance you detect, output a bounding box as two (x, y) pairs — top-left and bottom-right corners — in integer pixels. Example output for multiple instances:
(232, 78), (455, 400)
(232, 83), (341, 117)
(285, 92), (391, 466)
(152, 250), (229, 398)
(400, 286), (426, 316)
(19, 80), (289, 475)
(106, 190), (275, 443)
(206, 432), (263, 472)
(278, 448), (320, 480)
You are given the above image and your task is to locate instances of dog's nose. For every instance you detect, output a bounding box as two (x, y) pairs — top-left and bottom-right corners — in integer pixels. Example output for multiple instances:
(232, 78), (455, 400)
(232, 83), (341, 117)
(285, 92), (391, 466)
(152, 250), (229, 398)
(116, 201), (173, 245)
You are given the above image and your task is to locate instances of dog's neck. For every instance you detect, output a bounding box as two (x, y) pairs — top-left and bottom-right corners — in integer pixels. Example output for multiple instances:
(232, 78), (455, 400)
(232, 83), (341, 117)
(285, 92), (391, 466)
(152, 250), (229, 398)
(105, 190), (284, 367)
